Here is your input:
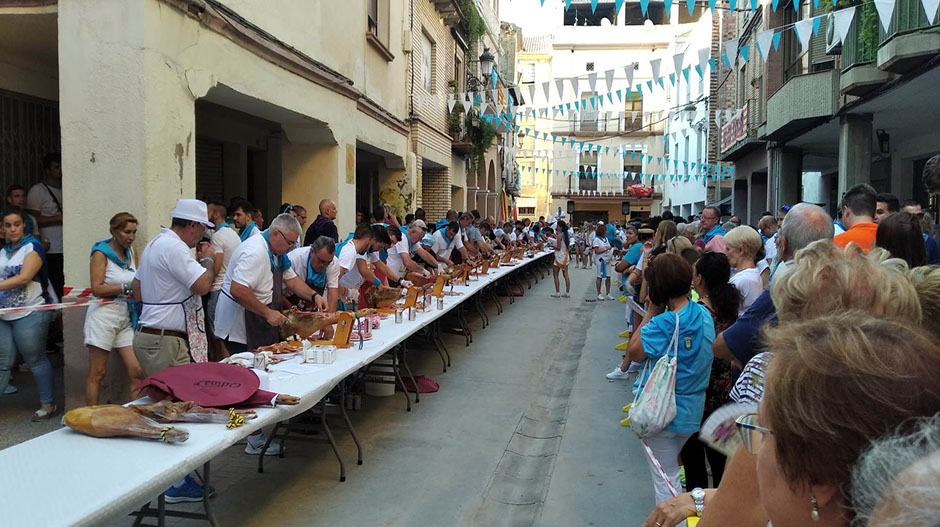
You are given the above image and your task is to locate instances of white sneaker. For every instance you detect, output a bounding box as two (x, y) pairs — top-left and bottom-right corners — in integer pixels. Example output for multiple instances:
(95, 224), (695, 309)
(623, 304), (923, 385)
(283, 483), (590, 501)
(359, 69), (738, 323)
(597, 294), (605, 301)
(606, 366), (631, 380)
(606, 294), (616, 300)
(551, 292), (560, 298)
(562, 293), (570, 298)
(626, 361), (643, 373)
(245, 434), (284, 456)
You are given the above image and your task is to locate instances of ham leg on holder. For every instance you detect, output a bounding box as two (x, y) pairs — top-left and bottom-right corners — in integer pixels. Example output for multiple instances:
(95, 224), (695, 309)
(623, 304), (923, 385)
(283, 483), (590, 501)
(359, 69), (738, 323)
(279, 308), (340, 341)
(64, 405), (189, 443)
(364, 286), (403, 308)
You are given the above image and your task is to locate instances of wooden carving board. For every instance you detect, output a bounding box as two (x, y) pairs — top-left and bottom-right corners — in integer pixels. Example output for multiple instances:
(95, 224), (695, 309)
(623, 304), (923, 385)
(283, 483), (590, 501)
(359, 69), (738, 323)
(309, 311), (355, 348)
(431, 275), (447, 297)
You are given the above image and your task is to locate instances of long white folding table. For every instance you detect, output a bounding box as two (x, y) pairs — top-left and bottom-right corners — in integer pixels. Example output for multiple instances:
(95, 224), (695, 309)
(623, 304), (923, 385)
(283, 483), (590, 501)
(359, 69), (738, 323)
(0, 250), (553, 527)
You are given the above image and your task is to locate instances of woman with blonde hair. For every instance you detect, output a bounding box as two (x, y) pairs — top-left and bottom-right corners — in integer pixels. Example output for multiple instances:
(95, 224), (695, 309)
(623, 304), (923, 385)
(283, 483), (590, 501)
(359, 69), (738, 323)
(723, 226), (764, 315)
(653, 220), (678, 249)
(750, 314), (940, 527)
(83, 212), (145, 405)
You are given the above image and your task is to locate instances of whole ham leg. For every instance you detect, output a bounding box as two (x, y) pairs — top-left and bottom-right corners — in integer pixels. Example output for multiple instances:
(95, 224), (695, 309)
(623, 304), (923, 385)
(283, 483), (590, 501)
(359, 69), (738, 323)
(65, 405), (189, 443)
(280, 309), (340, 340)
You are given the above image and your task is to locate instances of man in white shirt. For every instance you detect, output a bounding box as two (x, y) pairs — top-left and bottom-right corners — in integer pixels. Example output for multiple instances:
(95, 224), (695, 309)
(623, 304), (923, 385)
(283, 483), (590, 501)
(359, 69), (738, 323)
(758, 215), (778, 266)
(26, 153), (64, 300)
(287, 235), (342, 312)
(214, 214), (324, 353)
(205, 201), (241, 357)
(132, 199), (215, 377)
(430, 222), (468, 265)
(232, 200), (261, 241)
(386, 220), (439, 279)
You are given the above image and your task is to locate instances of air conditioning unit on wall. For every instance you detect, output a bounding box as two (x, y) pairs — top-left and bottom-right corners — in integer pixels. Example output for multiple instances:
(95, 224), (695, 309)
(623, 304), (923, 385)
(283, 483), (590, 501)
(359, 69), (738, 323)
(825, 13), (842, 55)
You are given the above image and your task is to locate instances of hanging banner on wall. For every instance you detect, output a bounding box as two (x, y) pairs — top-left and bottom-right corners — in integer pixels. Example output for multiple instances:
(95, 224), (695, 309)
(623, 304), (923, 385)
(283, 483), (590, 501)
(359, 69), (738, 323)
(720, 106), (749, 153)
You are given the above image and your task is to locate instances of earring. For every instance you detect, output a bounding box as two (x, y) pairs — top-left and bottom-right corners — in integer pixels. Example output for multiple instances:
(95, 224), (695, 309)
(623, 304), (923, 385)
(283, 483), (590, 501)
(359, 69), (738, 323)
(811, 495), (820, 521)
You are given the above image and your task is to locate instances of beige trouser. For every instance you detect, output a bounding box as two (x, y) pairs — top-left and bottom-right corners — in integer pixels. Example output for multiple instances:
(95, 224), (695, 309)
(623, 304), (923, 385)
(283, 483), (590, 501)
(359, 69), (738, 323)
(132, 331), (191, 378)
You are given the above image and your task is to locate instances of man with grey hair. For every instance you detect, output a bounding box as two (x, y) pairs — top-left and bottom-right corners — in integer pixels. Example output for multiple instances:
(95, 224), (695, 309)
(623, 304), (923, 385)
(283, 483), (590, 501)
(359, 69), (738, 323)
(214, 213), (326, 355)
(713, 202), (834, 368)
(287, 235), (342, 312)
(757, 215), (778, 265)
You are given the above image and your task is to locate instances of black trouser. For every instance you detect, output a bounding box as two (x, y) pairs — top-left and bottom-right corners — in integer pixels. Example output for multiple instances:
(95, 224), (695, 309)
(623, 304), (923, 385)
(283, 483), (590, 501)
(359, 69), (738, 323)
(680, 432), (727, 489)
(46, 253), (64, 301)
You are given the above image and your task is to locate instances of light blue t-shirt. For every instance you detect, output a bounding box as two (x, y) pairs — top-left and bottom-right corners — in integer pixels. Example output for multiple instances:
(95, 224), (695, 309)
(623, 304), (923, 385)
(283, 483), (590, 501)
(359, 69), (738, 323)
(635, 301), (715, 435)
(622, 242), (644, 266)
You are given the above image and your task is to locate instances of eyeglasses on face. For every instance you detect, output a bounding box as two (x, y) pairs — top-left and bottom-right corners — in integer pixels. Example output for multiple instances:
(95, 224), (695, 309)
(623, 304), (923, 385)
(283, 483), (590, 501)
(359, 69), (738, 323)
(276, 230), (298, 246)
(735, 413), (772, 454)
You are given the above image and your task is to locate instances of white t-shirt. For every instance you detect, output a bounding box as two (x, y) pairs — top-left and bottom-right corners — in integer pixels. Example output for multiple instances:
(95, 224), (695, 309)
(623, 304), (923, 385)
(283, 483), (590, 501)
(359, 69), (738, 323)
(26, 182), (63, 253)
(86, 247), (137, 319)
(431, 229), (463, 260)
(337, 241), (368, 289)
(210, 226), (241, 291)
(136, 228), (208, 332)
(591, 236), (611, 266)
(386, 237), (415, 274)
(763, 233), (777, 265)
(287, 246), (340, 290)
(214, 233), (297, 345)
(730, 267), (764, 316)
(0, 241), (47, 321)
(508, 232), (517, 243)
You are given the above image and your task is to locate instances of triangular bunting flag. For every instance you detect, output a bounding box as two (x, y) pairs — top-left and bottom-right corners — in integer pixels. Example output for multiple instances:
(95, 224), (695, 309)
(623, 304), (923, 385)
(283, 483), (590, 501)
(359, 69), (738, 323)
(756, 30), (775, 60)
(647, 80), (654, 93)
(650, 58), (662, 83)
(555, 78), (565, 100)
(664, 0), (673, 16)
(686, 0), (696, 15)
(922, 0), (939, 22)
(461, 95), (471, 113)
(604, 69), (615, 92)
(723, 39), (739, 68)
(772, 32), (782, 51)
(542, 81), (551, 102)
(682, 67), (691, 83)
(813, 16), (822, 36)
(591, 0), (600, 13)
(673, 52), (685, 81)
(793, 18), (814, 52)
(625, 64), (635, 88)
(833, 6), (857, 44)
(448, 95), (457, 112)
(565, 0), (572, 10)
(641, 0), (651, 15)
(740, 45), (750, 63)
(588, 72), (598, 92)
(874, 0), (896, 33)
(526, 85), (536, 106)
(570, 76), (580, 95)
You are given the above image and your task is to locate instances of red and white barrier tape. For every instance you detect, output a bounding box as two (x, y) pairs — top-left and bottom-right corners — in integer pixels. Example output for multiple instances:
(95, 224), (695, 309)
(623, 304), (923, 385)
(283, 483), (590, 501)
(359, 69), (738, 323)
(0, 287), (113, 316)
(642, 439), (680, 498)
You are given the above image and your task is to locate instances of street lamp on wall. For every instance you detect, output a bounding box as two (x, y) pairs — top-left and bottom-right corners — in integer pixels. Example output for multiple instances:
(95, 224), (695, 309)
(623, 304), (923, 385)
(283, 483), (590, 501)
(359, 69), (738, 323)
(479, 48), (495, 79)
(876, 129), (890, 155)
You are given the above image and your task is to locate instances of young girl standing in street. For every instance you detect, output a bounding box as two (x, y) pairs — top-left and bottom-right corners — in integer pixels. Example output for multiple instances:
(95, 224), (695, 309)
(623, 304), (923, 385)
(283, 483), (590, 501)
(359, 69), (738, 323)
(551, 221), (571, 298)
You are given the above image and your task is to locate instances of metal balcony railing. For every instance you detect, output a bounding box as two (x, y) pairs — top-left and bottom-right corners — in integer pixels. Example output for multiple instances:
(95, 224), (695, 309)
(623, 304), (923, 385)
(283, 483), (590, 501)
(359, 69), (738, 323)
(844, 0), (939, 69)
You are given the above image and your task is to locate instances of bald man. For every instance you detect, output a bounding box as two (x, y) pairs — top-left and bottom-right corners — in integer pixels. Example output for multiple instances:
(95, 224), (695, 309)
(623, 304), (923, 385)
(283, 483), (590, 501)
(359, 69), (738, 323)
(304, 198), (339, 245)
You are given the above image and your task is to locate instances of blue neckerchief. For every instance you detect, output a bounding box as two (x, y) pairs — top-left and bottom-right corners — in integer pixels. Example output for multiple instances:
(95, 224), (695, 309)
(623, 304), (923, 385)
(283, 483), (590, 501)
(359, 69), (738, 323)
(90, 239), (139, 328)
(24, 215), (35, 238)
(834, 219), (846, 232)
(305, 250), (327, 290)
(262, 231), (291, 272)
(239, 221), (258, 242)
(702, 224), (726, 244)
(924, 233), (930, 242)
(436, 218), (449, 231)
(90, 239), (133, 270)
(442, 230), (455, 249)
(3, 234), (39, 258)
(214, 221), (232, 232)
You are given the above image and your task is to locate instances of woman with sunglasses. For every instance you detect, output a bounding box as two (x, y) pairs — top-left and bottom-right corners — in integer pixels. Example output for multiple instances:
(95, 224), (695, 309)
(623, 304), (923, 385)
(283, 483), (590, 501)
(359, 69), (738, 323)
(743, 314), (940, 527)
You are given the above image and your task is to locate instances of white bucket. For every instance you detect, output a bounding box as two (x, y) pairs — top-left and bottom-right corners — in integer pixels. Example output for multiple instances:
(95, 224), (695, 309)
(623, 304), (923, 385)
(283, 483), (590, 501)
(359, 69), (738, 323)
(364, 374), (396, 397)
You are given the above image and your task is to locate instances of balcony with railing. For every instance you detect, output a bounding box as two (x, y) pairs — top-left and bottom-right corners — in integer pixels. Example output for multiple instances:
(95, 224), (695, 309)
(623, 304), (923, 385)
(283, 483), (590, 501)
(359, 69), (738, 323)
(842, 0), (939, 93)
(719, 98), (765, 161)
(556, 110), (665, 136)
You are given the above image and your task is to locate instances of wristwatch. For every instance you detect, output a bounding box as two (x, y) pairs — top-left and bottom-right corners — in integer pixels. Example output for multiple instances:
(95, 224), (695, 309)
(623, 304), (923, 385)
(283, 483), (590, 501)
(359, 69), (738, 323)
(691, 487), (705, 517)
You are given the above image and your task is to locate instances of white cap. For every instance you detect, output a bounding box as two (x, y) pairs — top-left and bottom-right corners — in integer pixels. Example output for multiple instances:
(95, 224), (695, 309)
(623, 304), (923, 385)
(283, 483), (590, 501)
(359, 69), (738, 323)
(598, 220), (605, 225)
(170, 199), (213, 228)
